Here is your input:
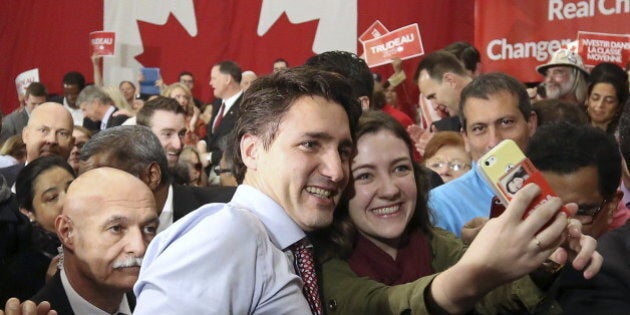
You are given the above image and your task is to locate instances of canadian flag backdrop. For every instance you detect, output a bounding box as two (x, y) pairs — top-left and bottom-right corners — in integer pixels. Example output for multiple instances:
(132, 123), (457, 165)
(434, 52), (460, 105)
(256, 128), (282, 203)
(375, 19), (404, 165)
(0, 0), (474, 114)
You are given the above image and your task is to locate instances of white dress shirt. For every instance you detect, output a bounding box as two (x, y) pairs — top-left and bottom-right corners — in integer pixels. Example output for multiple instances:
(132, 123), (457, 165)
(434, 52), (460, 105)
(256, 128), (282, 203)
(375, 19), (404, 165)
(134, 184), (310, 314)
(100, 106), (116, 130)
(211, 90), (242, 130)
(61, 269), (132, 315)
(156, 184), (174, 234)
(62, 97), (84, 126)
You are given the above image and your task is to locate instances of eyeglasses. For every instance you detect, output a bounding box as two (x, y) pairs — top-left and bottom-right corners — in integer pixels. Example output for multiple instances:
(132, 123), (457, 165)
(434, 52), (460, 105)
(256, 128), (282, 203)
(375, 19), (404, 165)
(576, 198), (607, 217)
(426, 160), (471, 172)
(214, 166), (233, 175)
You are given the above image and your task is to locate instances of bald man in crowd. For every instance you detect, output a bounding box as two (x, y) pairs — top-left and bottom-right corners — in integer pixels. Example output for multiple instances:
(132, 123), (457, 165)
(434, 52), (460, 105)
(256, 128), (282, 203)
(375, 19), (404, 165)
(1, 168), (158, 315)
(0, 103), (74, 187)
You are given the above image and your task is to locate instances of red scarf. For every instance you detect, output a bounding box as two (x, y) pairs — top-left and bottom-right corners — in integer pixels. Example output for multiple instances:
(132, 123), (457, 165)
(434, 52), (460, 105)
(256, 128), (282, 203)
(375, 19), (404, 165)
(347, 229), (433, 285)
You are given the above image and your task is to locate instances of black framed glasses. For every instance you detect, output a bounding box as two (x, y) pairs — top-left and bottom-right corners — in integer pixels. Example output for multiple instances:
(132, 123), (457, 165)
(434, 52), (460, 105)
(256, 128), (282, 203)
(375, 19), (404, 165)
(214, 166), (233, 175)
(576, 198), (607, 217)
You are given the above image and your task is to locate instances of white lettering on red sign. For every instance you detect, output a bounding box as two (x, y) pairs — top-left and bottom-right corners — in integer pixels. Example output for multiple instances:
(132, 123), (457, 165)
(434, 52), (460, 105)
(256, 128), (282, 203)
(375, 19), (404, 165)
(548, 0), (629, 21)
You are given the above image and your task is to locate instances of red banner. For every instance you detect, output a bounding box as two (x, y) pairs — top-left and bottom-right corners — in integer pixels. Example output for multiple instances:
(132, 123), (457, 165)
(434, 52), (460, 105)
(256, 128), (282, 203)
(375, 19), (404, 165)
(475, 0), (630, 83)
(577, 31), (630, 69)
(0, 1), (474, 114)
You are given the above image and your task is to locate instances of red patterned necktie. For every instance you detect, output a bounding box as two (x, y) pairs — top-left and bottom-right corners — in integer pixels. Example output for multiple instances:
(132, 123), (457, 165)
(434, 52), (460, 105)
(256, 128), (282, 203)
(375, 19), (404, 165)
(291, 239), (323, 315)
(212, 102), (225, 133)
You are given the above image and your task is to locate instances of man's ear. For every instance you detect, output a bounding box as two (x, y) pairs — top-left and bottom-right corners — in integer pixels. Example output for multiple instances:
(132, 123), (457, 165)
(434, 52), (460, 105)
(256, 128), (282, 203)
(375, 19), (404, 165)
(56, 215), (75, 251)
(240, 133), (261, 171)
(528, 110), (538, 137)
(140, 162), (162, 190)
(461, 128), (471, 154)
(442, 72), (457, 87)
(358, 96), (370, 111)
(22, 126), (30, 143)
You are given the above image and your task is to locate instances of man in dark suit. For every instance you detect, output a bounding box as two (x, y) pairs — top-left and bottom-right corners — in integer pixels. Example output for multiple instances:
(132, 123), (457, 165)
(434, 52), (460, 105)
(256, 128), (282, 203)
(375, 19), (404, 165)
(29, 168), (156, 314)
(204, 61), (243, 167)
(0, 82), (47, 144)
(0, 103), (74, 187)
(76, 86), (129, 133)
(78, 126), (235, 233)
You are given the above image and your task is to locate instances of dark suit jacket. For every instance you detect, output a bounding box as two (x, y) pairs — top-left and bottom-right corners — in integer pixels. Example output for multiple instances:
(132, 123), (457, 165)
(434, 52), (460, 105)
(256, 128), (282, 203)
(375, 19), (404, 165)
(172, 184), (236, 220)
(82, 107), (127, 133)
(0, 109), (29, 144)
(0, 162), (25, 187)
(105, 108), (130, 128)
(205, 95), (243, 165)
(31, 271), (136, 315)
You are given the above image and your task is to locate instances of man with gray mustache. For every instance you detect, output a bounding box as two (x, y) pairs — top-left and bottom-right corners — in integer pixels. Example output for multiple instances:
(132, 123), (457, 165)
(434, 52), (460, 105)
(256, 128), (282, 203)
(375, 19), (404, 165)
(27, 167), (159, 315)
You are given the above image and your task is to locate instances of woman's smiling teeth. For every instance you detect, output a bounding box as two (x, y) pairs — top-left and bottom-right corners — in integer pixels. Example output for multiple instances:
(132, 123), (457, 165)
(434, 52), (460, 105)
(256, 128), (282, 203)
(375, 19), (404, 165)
(306, 186), (333, 199)
(372, 205), (400, 216)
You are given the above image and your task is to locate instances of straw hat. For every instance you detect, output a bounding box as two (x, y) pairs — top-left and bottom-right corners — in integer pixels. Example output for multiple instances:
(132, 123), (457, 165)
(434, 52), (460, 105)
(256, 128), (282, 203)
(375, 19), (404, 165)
(536, 49), (589, 77)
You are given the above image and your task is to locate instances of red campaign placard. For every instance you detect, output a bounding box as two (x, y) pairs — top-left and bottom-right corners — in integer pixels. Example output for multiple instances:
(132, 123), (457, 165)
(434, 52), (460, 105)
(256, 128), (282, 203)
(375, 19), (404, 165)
(475, 0), (630, 83)
(14, 68), (39, 96)
(362, 24), (424, 68)
(358, 20), (389, 43)
(90, 31), (116, 56)
(577, 31), (630, 69)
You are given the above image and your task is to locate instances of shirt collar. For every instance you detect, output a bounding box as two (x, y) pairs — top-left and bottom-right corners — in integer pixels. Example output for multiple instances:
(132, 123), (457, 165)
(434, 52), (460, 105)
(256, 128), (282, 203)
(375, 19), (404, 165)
(221, 90), (243, 114)
(60, 269), (131, 315)
(100, 106), (116, 130)
(231, 184), (305, 250)
(157, 184), (175, 234)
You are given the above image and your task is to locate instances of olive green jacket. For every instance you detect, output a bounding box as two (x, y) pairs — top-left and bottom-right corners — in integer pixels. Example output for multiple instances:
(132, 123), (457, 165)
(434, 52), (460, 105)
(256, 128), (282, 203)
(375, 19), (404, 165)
(321, 228), (547, 314)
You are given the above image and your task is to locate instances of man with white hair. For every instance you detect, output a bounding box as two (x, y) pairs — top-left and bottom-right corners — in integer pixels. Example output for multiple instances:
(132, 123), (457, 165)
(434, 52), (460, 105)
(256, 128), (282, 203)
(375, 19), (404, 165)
(536, 48), (589, 104)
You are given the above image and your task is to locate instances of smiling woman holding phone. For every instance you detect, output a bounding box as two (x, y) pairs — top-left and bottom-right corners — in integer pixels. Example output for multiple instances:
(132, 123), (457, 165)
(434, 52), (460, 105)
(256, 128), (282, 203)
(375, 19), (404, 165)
(315, 111), (602, 314)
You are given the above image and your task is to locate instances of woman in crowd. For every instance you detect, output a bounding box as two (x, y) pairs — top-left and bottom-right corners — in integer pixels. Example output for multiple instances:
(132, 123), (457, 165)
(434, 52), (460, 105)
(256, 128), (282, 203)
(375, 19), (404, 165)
(0, 135), (26, 168)
(422, 131), (471, 183)
(178, 146), (207, 187)
(0, 156), (76, 301)
(67, 126), (92, 174)
(162, 83), (206, 145)
(584, 66), (629, 134)
(317, 111), (601, 314)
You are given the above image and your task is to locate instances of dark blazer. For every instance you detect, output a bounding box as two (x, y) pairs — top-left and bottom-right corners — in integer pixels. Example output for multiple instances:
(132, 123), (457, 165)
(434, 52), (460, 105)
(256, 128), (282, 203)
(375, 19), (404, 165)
(82, 108), (128, 133)
(31, 271), (136, 315)
(205, 94), (243, 165)
(0, 162), (25, 187)
(172, 184), (236, 221)
(105, 108), (130, 129)
(0, 109), (29, 144)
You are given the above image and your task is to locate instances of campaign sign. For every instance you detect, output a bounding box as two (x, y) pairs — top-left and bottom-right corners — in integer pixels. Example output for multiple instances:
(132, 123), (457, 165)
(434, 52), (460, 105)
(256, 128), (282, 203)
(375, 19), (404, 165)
(362, 24), (424, 68)
(359, 20), (389, 43)
(577, 31), (629, 68)
(15, 68), (39, 96)
(90, 31), (116, 56)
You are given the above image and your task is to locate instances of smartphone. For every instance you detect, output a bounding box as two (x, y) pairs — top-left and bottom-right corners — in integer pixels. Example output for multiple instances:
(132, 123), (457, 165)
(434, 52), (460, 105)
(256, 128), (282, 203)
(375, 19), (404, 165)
(478, 139), (569, 219)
